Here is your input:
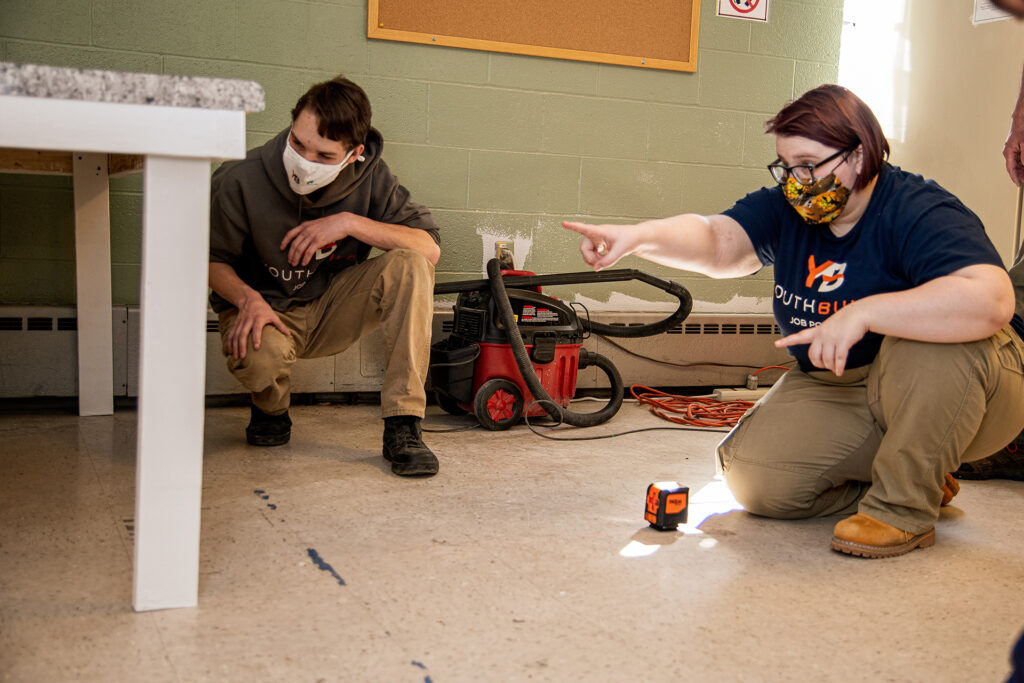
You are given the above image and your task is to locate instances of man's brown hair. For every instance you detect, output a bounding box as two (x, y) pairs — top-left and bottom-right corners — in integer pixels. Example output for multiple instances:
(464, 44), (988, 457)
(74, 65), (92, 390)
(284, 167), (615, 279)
(291, 76), (372, 149)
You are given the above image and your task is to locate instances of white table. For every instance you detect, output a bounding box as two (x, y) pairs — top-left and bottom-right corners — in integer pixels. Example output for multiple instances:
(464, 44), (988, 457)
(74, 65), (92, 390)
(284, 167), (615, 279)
(0, 63), (264, 611)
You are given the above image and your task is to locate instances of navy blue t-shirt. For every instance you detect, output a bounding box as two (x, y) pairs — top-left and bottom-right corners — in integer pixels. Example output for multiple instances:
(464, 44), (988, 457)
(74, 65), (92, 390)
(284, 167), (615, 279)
(722, 163), (1024, 372)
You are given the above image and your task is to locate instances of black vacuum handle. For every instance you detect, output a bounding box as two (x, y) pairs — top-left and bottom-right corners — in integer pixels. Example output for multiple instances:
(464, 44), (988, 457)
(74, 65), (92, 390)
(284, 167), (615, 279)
(437, 267), (677, 292)
(435, 264), (693, 338)
(578, 270), (692, 338)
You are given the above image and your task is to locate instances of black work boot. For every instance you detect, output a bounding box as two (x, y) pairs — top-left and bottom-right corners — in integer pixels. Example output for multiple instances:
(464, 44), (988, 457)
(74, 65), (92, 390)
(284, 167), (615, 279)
(953, 429), (1024, 481)
(382, 416), (439, 476)
(245, 405), (291, 446)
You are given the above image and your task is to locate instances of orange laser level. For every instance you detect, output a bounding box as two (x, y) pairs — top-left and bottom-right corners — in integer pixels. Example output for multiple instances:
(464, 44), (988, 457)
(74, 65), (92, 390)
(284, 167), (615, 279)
(645, 482), (689, 531)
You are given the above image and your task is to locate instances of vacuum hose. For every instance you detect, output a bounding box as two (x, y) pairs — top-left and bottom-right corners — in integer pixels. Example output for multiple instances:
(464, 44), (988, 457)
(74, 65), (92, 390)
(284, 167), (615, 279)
(487, 258), (625, 427)
(582, 279), (692, 338)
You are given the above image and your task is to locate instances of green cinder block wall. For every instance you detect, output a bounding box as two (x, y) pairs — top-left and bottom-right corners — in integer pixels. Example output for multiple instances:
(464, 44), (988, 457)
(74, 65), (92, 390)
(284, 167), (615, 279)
(0, 0), (844, 311)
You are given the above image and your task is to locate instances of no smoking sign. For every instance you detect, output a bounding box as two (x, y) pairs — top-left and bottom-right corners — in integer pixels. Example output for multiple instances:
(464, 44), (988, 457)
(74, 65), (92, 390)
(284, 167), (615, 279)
(717, 0), (769, 22)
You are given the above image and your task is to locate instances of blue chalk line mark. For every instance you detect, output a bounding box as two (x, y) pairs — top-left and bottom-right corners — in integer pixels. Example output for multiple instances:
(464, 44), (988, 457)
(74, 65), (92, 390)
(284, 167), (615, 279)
(267, 503), (277, 510)
(260, 495), (269, 500)
(412, 661), (432, 681)
(253, 489), (265, 494)
(307, 548), (346, 586)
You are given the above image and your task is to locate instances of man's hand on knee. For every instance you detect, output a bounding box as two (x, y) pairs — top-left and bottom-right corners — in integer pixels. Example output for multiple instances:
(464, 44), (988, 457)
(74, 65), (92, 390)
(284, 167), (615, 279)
(228, 294), (291, 360)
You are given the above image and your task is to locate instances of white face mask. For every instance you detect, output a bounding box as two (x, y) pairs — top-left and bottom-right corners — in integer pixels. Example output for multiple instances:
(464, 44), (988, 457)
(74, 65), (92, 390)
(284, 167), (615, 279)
(282, 139), (354, 195)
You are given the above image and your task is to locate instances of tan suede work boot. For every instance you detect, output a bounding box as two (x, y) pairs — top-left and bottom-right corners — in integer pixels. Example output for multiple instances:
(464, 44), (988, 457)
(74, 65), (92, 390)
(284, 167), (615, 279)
(831, 513), (935, 558)
(940, 473), (960, 506)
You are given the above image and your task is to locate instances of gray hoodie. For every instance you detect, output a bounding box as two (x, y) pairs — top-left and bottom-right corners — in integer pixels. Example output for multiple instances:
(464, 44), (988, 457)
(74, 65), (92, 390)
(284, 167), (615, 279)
(209, 127), (440, 313)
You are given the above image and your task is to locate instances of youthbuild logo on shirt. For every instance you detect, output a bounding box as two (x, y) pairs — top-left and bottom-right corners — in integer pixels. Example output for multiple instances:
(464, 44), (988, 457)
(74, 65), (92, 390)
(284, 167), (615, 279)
(263, 240), (352, 294)
(775, 254), (856, 328)
(805, 255), (846, 293)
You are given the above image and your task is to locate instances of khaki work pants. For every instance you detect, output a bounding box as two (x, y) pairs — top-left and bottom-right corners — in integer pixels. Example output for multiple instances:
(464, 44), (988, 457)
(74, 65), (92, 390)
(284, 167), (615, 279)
(218, 249), (435, 418)
(1011, 241), (1024, 319)
(717, 327), (1024, 534)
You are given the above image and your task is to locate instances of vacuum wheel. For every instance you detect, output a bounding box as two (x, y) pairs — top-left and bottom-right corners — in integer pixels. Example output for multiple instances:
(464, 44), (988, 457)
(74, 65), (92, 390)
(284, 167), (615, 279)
(435, 390), (468, 416)
(473, 379), (524, 431)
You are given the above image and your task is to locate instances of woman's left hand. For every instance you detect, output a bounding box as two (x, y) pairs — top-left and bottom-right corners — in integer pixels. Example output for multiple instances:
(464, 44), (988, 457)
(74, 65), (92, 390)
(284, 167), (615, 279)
(775, 305), (869, 376)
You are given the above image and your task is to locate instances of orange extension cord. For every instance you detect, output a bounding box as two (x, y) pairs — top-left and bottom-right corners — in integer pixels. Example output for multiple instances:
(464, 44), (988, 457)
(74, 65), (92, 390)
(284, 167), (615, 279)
(630, 366), (791, 428)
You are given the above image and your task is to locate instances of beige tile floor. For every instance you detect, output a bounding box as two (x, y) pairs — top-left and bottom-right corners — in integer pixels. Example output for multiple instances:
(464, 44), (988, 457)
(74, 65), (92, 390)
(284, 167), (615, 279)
(1, 398), (1022, 682)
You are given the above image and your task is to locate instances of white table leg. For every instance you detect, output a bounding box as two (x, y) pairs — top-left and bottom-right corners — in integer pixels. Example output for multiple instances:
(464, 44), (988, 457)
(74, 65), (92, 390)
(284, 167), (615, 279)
(132, 155), (211, 611)
(72, 152), (114, 416)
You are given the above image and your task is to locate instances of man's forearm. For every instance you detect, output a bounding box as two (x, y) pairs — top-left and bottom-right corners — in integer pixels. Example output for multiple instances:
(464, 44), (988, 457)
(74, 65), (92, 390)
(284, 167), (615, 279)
(209, 261), (262, 309)
(343, 213), (440, 265)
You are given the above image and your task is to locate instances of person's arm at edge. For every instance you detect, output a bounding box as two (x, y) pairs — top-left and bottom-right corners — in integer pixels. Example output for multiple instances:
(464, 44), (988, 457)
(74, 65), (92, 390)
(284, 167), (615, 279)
(1004, 61), (1024, 185)
(562, 213), (762, 278)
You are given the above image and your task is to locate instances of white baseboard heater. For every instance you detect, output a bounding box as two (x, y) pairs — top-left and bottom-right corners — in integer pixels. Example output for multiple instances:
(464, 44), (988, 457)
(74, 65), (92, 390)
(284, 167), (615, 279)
(0, 306), (791, 399)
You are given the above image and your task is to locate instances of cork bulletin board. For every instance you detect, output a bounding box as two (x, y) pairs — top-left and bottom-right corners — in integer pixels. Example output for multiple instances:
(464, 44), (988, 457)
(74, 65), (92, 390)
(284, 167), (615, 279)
(367, 0), (701, 73)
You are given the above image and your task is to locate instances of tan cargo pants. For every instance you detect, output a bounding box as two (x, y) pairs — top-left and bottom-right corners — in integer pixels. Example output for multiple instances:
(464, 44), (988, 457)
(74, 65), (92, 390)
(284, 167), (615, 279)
(1011, 241), (1024, 319)
(218, 249), (435, 419)
(717, 326), (1024, 533)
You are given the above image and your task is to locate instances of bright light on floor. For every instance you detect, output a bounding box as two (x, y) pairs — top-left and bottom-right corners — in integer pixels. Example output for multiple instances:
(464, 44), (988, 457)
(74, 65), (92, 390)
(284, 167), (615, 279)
(618, 479), (743, 558)
(619, 540), (661, 558)
(675, 479), (744, 536)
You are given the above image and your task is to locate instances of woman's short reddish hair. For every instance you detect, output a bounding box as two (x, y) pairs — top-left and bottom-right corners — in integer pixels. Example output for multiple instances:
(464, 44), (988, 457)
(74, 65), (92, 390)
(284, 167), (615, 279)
(765, 84), (889, 190)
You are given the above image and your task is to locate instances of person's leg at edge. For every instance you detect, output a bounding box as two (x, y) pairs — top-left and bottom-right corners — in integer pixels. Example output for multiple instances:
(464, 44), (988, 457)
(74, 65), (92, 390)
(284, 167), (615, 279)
(1010, 626), (1024, 683)
(834, 328), (1024, 557)
(716, 364), (880, 520)
(218, 306), (306, 446)
(954, 254), (1024, 481)
(1010, 242), (1024, 321)
(304, 249), (437, 476)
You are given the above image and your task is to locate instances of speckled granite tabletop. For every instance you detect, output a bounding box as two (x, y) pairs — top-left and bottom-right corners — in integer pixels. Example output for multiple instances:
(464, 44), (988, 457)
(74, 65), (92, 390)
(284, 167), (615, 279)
(0, 62), (265, 112)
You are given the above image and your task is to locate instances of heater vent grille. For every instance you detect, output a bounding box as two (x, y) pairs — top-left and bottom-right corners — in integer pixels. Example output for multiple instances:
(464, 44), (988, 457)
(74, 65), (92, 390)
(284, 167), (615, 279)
(671, 321), (780, 335)
(0, 306), (789, 398)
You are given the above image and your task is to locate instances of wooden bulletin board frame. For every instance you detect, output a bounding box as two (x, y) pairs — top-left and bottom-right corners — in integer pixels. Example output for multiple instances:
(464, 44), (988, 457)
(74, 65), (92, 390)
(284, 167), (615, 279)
(367, 1), (701, 73)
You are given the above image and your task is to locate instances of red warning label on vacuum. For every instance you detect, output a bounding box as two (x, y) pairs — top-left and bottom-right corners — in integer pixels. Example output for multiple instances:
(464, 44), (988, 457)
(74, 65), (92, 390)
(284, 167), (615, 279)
(520, 305), (559, 323)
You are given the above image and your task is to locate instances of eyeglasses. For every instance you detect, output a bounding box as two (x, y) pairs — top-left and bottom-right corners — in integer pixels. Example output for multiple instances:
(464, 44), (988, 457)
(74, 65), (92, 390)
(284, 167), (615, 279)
(767, 148), (851, 185)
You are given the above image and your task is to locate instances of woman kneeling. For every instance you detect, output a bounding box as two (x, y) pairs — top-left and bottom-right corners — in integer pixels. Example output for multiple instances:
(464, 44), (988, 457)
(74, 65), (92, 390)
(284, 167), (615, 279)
(563, 84), (1024, 558)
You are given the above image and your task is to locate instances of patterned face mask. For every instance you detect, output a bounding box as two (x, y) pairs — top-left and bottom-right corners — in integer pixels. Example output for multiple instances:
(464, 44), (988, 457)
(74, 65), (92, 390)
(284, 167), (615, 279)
(782, 174), (851, 224)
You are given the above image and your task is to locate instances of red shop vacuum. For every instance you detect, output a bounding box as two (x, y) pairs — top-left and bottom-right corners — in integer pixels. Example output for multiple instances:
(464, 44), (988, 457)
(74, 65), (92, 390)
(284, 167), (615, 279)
(429, 258), (693, 430)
